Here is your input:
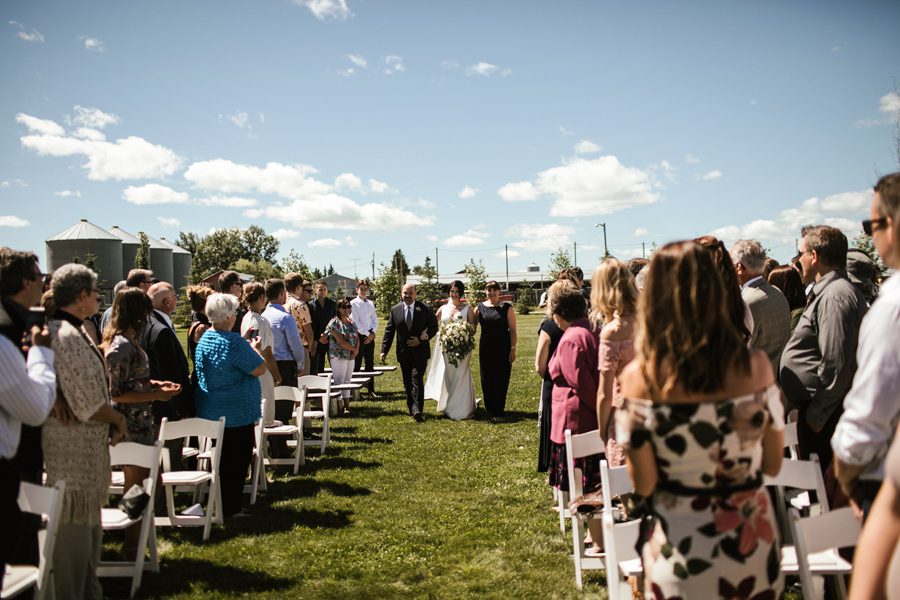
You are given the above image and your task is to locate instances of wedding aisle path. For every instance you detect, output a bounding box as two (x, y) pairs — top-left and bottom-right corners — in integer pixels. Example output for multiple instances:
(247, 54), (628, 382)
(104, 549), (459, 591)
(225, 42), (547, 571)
(116, 313), (606, 599)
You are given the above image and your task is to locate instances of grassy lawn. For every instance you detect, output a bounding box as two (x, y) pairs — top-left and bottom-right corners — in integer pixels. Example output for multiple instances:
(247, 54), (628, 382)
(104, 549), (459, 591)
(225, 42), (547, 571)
(103, 312), (609, 599)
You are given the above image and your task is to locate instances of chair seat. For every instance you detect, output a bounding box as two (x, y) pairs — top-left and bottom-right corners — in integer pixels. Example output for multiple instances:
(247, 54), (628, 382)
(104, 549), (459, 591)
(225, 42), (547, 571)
(161, 471), (212, 485)
(264, 424), (299, 435)
(2, 565), (39, 599)
(620, 557), (643, 577)
(789, 491), (811, 510)
(304, 410), (325, 419)
(780, 545), (852, 574)
(111, 471), (125, 489)
(101, 507), (138, 530)
(182, 447), (200, 459)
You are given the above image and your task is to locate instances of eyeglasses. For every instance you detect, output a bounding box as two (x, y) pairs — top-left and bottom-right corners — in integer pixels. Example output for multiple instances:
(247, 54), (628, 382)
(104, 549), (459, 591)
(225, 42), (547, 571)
(862, 217), (888, 236)
(30, 271), (47, 281)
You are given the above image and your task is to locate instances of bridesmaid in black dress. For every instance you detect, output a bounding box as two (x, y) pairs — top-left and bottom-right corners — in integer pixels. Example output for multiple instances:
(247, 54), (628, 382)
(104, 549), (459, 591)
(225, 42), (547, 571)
(474, 280), (518, 417)
(535, 315), (563, 471)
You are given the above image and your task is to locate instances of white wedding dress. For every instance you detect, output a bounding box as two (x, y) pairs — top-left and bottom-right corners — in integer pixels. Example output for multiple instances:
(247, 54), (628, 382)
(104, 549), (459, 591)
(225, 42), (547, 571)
(424, 304), (476, 420)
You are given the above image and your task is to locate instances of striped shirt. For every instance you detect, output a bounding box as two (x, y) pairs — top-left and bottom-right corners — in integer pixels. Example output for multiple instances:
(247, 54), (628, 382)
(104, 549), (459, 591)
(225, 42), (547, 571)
(0, 337), (55, 458)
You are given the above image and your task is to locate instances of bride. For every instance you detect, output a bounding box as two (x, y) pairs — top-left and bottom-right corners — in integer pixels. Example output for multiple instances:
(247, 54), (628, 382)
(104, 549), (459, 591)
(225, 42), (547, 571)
(425, 280), (477, 420)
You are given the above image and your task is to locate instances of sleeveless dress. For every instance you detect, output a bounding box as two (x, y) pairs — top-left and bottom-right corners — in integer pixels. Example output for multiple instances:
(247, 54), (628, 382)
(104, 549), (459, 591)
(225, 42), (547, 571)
(424, 304), (476, 421)
(616, 384), (785, 599)
(477, 302), (512, 416)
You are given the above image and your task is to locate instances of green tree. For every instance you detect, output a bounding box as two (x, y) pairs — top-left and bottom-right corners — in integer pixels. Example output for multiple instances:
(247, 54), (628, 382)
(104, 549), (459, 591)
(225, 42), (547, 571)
(515, 288), (534, 315)
(463, 259), (488, 303)
(186, 226), (281, 282)
(229, 258), (281, 283)
(242, 225), (279, 264)
(175, 231), (201, 256)
(392, 249), (410, 285)
(412, 256), (442, 309)
(547, 247), (574, 281)
(371, 262), (400, 318)
(135, 232), (151, 269)
(853, 233), (888, 277)
(281, 250), (313, 281)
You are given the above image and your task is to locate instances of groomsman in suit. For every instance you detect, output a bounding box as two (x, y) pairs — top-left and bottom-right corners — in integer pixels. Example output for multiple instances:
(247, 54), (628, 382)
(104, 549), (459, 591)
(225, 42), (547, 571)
(380, 283), (438, 422)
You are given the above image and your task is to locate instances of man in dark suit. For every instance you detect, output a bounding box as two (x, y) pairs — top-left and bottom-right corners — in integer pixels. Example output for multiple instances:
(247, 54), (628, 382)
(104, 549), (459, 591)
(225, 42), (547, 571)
(140, 282), (194, 469)
(308, 279), (336, 375)
(380, 283), (438, 422)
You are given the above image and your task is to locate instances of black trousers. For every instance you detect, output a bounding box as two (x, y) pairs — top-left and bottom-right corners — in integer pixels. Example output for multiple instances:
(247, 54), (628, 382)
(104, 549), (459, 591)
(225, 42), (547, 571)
(311, 345), (329, 375)
(399, 354), (427, 415)
(271, 361), (298, 456)
(798, 406), (843, 475)
(219, 424), (255, 518)
(354, 339), (375, 392)
(1, 458), (21, 591)
(11, 425), (41, 568)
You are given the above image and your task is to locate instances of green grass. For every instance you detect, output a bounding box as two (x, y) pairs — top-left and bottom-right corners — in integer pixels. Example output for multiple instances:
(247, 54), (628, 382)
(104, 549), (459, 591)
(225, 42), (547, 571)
(104, 313), (610, 599)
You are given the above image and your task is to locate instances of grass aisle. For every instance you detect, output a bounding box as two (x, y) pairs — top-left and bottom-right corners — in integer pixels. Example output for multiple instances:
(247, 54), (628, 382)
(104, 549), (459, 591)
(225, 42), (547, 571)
(130, 313), (607, 599)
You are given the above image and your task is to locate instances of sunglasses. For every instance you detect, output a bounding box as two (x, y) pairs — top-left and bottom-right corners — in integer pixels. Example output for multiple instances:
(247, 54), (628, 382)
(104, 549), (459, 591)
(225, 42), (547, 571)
(862, 217), (888, 236)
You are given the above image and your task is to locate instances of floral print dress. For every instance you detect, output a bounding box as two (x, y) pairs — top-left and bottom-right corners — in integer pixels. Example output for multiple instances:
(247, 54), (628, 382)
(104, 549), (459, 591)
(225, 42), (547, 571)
(106, 334), (156, 444)
(616, 384), (785, 600)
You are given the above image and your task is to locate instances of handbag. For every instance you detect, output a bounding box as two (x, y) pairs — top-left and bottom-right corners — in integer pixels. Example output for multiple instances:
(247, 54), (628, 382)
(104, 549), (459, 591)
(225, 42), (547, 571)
(119, 483), (150, 519)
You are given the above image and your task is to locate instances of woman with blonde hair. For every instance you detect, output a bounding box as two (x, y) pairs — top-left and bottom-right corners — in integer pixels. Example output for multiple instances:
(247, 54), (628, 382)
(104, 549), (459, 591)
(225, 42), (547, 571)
(590, 258), (638, 466)
(617, 241), (784, 598)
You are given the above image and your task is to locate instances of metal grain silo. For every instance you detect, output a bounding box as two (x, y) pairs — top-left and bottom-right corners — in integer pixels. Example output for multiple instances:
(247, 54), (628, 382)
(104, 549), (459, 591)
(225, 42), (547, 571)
(158, 237), (192, 290)
(45, 219), (123, 292)
(108, 226), (141, 281)
(143, 233), (174, 285)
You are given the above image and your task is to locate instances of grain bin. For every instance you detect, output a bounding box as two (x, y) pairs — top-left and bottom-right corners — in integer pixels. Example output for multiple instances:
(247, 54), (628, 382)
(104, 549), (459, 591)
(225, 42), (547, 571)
(158, 237), (192, 290)
(108, 225), (141, 281)
(46, 219), (123, 291)
(142, 233), (174, 284)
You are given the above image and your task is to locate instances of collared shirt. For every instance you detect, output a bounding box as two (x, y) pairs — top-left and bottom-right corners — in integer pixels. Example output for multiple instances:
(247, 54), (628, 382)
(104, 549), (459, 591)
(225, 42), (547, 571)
(153, 309), (174, 331)
(0, 336), (55, 458)
(779, 269), (868, 430)
(350, 296), (378, 336)
(284, 293), (312, 346)
(741, 275), (764, 290)
(831, 274), (900, 481)
(262, 303), (305, 367)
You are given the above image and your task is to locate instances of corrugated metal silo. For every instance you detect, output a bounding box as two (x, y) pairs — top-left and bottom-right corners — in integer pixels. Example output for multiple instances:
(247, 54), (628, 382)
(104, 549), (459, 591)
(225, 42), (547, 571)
(108, 225), (141, 282)
(143, 233), (174, 284)
(158, 237), (192, 290)
(45, 219), (123, 291)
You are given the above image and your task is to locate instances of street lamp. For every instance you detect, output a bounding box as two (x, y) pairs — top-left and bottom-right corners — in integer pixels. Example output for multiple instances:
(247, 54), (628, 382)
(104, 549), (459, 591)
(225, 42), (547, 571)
(594, 223), (609, 257)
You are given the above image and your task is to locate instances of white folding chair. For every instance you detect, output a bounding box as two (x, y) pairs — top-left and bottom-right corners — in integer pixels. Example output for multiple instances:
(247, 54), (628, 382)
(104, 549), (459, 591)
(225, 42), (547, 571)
(563, 429), (605, 589)
(98, 441), (162, 598)
(783, 421), (799, 461)
(262, 390), (304, 474)
(1, 481), (65, 600)
(155, 417), (225, 541)
(765, 454), (828, 541)
(785, 506), (859, 600)
(296, 376), (331, 452)
(599, 459), (643, 599)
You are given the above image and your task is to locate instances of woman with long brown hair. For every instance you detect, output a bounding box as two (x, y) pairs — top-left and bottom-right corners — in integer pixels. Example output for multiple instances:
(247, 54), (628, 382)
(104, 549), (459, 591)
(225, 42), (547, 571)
(694, 235), (753, 342)
(617, 241), (785, 599)
(767, 264), (806, 332)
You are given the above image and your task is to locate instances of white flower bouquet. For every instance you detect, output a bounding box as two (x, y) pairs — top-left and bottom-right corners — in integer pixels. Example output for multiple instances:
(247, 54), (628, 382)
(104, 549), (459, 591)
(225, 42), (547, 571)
(439, 317), (476, 367)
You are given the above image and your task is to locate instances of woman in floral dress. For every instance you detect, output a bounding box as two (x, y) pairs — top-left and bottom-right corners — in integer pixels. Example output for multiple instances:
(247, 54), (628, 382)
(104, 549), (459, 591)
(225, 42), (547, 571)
(325, 297), (359, 414)
(616, 241), (785, 599)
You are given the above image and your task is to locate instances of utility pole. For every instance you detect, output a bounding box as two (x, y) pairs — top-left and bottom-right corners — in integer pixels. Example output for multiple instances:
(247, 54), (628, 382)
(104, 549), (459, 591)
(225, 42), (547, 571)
(505, 244), (509, 290)
(594, 223), (609, 257)
(642, 242), (646, 258)
(435, 247), (439, 281)
(573, 241), (577, 267)
(371, 252), (375, 281)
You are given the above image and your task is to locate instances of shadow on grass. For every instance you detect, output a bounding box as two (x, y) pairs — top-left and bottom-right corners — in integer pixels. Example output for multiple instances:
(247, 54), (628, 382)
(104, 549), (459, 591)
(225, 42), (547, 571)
(271, 477), (373, 499)
(340, 404), (409, 419)
(472, 409), (536, 424)
(304, 454), (382, 474)
(327, 434), (396, 445)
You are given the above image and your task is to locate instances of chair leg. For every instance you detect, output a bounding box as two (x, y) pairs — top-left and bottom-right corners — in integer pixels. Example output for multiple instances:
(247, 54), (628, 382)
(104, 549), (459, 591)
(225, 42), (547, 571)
(572, 515), (584, 589)
(558, 490), (568, 533)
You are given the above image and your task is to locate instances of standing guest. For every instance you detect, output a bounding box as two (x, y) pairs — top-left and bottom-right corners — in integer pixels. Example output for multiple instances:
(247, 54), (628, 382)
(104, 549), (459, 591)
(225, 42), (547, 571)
(846, 247), (880, 306)
(763, 257), (780, 280)
(326, 297), (360, 414)
(694, 235), (753, 342)
(102, 287), (180, 558)
(617, 241), (785, 599)
(534, 309), (563, 472)
(0, 248), (55, 589)
(780, 225), (867, 470)
(218, 271), (247, 334)
(350, 279), (378, 395)
(308, 279), (336, 375)
(730, 239), (791, 373)
(241, 282), (281, 427)
(186, 285), (214, 380)
(832, 172), (900, 518)
(626, 258), (648, 279)
(193, 293), (266, 518)
(45, 264), (127, 599)
(101, 270), (152, 333)
(590, 258), (638, 467)
(767, 265), (807, 332)
(98, 279), (127, 334)
(546, 281), (602, 552)
(284, 273), (316, 377)
(474, 280), (518, 418)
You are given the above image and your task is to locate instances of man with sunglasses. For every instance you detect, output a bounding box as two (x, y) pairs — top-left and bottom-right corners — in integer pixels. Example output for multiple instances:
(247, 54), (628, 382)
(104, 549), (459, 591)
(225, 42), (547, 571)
(832, 172), (900, 519)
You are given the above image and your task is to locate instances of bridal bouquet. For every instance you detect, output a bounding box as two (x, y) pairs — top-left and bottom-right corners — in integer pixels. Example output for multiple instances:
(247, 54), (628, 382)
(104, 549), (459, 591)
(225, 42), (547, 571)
(440, 318), (476, 367)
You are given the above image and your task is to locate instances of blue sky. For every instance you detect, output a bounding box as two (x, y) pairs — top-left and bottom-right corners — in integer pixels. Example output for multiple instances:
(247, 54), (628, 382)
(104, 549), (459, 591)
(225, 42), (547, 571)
(2, 0), (899, 278)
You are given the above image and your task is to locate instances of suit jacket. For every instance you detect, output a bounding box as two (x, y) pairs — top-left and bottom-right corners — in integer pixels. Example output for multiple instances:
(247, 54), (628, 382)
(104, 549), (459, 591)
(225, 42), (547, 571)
(309, 297), (337, 338)
(381, 300), (439, 362)
(138, 310), (194, 420)
(742, 278), (791, 374)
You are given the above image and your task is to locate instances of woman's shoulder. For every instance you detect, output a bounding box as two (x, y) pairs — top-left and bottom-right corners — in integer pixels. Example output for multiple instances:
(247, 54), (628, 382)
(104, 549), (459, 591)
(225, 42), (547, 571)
(619, 361), (647, 398)
(599, 317), (634, 342)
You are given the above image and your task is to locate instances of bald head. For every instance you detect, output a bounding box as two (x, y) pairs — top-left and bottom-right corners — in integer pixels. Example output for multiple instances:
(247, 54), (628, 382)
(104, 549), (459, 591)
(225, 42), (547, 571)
(148, 282), (177, 315)
(401, 283), (416, 305)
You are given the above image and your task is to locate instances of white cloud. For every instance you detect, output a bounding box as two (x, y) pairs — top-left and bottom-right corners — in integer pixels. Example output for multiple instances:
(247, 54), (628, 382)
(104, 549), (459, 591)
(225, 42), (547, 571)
(338, 67), (356, 78)
(16, 113), (65, 136)
(294, 0), (352, 20)
(16, 27), (44, 43)
(384, 55), (405, 74)
(157, 217), (181, 228)
(80, 36), (105, 52)
(685, 153), (700, 164)
(226, 112), (250, 129)
(73, 127), (105, 141)
(123, 184), (190, 205)
(185, 159), (326, 196)
(425, 235), (438, 242)
(0, 179), (27, 188)
(347, 54), (367, 68)
(542, 156), (660, 216)
(272, 228), (300, 240)
(368, 179), (390, 194)
(496, 249), (520, 258)
(820, 190), (872, 212)
(653, 159), (678, 183)
(458, 186), (479, 199)
(308, 236), (357, 248)
(880, 91), (900, 121)
(559, 126), (573, 136)
(698, 170), (722, 181)
(507, 223), (575, 252)
(196, 196), (258, 208)
(467, 62), (501, 77)
(0, 216), (30, 227)
(497, 181), (539, 202)
(335, 172), (363, 191)
(441, 60), (461, 71)
(442, 228), (489, 248)
(53, 190), (81, 197)
(69, 106), (119, 129)
(574, 139), (602, 154)
(633, 227), (648, 237)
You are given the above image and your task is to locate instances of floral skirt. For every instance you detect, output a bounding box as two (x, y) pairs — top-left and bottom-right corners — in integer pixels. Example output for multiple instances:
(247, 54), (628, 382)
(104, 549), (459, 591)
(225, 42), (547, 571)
(114, 401), (156, 445)
(548, 441), (602, 493)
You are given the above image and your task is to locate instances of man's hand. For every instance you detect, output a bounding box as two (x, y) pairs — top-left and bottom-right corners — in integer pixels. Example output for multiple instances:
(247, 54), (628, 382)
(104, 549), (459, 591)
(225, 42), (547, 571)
(364, 333), (375, 345)
(509, 348), (517, 364)
(153, 380), (182, 401)
(406, 337), (421, 348)
(310, 340), (317, 356)
(30, 325), (51, 349)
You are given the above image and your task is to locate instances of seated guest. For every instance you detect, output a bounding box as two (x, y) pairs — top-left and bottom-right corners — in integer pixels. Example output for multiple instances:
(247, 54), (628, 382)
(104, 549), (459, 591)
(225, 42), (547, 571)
(193, 293), (265, 518)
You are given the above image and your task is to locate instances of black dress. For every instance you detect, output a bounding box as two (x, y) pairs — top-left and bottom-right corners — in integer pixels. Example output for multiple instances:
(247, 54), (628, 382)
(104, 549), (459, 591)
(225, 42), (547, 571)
(537, 317), (563, 472)
(477, 302), (513, 416)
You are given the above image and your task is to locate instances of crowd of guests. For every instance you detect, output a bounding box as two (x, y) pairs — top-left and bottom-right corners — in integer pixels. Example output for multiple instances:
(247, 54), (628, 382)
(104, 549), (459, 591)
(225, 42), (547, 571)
(536, 172), (900, 598)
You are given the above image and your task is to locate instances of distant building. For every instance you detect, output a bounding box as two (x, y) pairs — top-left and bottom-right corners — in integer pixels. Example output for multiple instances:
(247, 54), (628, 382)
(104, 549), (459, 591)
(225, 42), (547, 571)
(199, 271), (255, 291)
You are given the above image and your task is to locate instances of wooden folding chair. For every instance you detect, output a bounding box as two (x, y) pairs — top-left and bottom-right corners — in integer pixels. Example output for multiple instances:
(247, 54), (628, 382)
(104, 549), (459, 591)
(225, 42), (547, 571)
(786, 506), (860, 600)
(563, 429), (605, 589)
(98, 441), (162, 598)
(155, 417), (225, 541)
(1, 481), (65, 600)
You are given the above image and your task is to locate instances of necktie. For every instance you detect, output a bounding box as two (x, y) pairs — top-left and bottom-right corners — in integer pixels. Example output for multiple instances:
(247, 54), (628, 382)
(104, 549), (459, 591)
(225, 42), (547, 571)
(405, 305), (412, 329)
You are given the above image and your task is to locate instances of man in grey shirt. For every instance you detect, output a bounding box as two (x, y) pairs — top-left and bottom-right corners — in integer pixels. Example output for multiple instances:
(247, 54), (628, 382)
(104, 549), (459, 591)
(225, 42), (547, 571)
(780, 225), (868, 471)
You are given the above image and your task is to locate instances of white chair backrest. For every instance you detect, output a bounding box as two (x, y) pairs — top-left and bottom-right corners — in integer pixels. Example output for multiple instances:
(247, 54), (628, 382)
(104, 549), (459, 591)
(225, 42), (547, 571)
(19, 480), (66, 597)
(564, 429), (603, 498)
(110, 441), (162, 495)
(274, 385), (304, 402)
(791, 506), (861, 555)
(764, 454), (828, 512)
(600, 460), (634, 509)
(602, 511), (641, 600)
(297, 375), (331, 394)
(157, 417), (226, 474)
(783, 421), (799, 459)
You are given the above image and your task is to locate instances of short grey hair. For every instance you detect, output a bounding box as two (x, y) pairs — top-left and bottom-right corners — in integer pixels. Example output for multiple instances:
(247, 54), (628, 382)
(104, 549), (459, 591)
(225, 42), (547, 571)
(729, 239), (766, 275)
(113, 280), (127, 295)
(51, 263), (97, 307)
(205, 292), (239, 324)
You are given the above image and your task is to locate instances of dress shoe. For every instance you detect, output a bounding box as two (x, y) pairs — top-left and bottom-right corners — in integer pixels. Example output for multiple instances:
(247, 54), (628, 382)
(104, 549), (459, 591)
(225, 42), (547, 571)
(413, 411), (425, 423)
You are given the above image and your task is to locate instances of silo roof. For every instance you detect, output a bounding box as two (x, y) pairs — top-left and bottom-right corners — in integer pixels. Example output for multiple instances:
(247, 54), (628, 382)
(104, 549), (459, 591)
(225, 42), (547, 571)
(108, 226), (141, 245)
(143, 233), (171, 250)
(158, 237), (191, 254)
(47, 219), (120, 241)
